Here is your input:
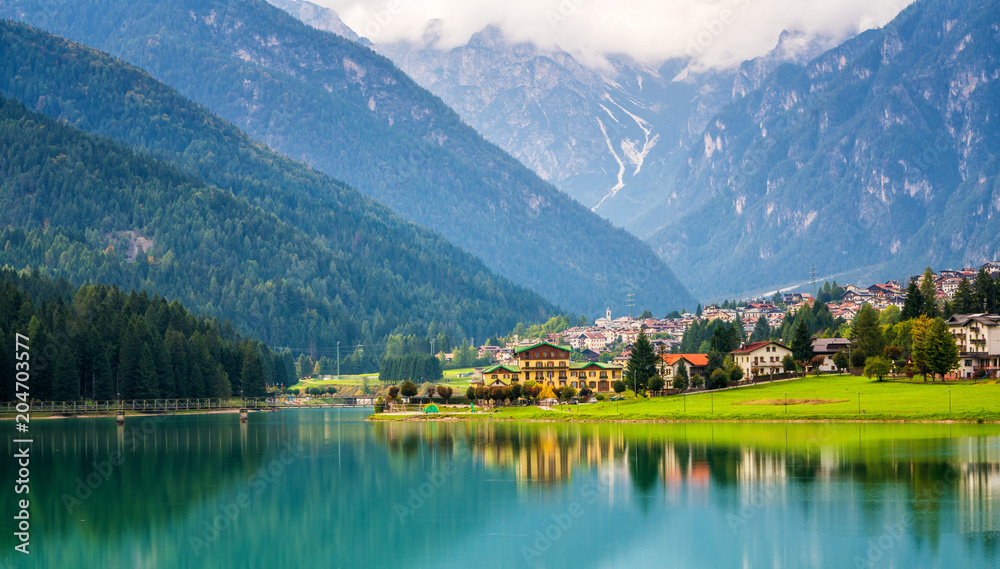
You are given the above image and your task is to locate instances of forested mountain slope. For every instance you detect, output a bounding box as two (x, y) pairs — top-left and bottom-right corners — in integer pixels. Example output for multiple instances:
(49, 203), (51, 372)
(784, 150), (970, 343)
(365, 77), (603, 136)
(0, 0), (696, 314)
(0, 91), (551, 354)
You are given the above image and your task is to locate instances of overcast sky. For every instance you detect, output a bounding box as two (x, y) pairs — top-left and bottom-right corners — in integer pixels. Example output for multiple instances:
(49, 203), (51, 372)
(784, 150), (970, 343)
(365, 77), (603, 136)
(311, 0), (914, 69)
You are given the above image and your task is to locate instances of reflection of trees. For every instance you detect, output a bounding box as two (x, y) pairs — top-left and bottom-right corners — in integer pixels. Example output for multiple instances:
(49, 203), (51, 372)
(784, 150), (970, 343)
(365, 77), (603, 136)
(0, 414), (273, 551)
(370, 420), (1000, 553)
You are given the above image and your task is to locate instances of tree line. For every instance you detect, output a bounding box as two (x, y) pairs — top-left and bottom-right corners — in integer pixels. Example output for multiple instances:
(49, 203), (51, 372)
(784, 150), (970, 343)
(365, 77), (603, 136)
(0, 269), (295, 402)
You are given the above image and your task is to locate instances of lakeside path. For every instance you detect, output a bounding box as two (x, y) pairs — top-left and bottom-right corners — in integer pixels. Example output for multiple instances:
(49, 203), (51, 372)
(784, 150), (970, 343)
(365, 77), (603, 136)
(369, 375), (1000, 423)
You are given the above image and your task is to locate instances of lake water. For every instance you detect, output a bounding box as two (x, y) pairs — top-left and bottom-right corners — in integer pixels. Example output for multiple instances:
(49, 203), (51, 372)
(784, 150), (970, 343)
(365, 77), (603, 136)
(2, 410), (999, 568)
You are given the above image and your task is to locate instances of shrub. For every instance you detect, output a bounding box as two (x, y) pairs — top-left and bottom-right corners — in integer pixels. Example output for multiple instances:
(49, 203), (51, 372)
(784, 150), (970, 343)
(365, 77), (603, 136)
(578, 386), (593, 401)
(648, 376), (665, 392)
(399, 380), (418, 398)
(436, 385), (454, 402)
(612, 380), (627, 394)
(558, 385), (578, 401)
(690, 374), (704, 389)
(388, 386), (400, 400)
(595, 394), (606, 401)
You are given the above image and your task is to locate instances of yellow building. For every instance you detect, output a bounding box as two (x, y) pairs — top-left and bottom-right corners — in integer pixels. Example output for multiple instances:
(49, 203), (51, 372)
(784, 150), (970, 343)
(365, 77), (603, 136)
(482, 342), (623, 391)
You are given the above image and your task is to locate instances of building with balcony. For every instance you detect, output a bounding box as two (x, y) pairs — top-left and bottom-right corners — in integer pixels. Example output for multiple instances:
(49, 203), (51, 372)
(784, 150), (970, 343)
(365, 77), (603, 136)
(730, 341), (793, 379)
(946, 314), (1000, 379)
(482, 341), (623, 391)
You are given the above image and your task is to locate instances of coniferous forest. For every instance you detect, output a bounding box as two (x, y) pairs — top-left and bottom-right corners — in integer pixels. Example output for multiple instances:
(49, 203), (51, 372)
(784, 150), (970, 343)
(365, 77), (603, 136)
(0, 83), (555, 365)
(0, 268), (294, 402)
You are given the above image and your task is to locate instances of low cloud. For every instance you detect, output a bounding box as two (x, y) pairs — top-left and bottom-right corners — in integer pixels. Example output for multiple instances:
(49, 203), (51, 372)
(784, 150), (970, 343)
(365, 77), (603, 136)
(313, 0), (914, 69)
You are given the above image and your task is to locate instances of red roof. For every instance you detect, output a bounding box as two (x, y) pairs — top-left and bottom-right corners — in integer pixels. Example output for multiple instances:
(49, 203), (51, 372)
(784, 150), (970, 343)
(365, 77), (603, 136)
(662, 354), (709, 366)
(730, 341), (788, 354)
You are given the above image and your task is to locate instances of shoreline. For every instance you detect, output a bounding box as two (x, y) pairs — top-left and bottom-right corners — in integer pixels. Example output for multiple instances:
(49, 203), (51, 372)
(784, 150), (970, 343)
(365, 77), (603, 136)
(366, 413), (999, 424)
(0, 408), (250, 420)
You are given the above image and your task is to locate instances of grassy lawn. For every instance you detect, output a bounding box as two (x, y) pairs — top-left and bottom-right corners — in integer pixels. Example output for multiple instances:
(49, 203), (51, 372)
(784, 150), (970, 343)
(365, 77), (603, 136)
(373, 375), (1000, 422)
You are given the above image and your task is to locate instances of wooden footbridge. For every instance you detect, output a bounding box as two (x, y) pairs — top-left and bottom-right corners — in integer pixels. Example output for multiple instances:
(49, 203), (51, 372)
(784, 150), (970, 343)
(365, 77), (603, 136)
(0, 397), (374, 414)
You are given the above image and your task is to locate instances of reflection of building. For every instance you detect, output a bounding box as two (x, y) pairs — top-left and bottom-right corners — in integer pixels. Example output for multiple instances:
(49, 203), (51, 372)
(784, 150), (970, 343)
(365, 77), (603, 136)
(946, 314), (1000, 379)
(481, 342), (622, 390)
(730, 341), (792, 379)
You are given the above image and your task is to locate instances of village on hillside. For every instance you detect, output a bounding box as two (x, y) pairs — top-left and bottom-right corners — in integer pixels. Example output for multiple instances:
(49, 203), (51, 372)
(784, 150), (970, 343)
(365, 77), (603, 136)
(468, 262), (1000, 388)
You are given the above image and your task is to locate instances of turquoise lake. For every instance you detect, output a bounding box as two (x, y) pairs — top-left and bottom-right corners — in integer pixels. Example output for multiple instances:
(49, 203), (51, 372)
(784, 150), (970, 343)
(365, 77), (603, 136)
(2, 410), (999, 568)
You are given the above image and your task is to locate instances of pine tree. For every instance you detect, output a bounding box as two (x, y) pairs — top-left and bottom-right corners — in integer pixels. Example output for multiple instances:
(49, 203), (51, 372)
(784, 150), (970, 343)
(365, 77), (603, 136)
(750, 315), (770, 343)
(27, 316), (53, 402)
(240, 342), (265, 398)
(134, 343), (159, 399)
(926, 318), (960, 381)
(901, 281), (924, 321)
(117, 316), (144, 399)
(910, 315), (932, 381)
(851, 304), (885, 361)
(919, 267), (938, 318)
(674, 360), (689, 390)
(953, 278), (976, 314)
(625, 329), (657, 393)
(791, 318), (814, 365)
(94, 347), (114, 400)
(973, 268), (996, 313)
(52, 345), (79, 401)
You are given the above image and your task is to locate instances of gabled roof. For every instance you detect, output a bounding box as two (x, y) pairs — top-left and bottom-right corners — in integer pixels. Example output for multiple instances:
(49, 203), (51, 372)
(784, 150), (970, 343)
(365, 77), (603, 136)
(946, 314), (1000, 327)
(483, 364), (521, 374)
(730, 341), (789, 354)
(570, 362), (623, 370)
(661, 354), (709, 367)
(811, 338), (851, 353)
(514, 342), (572, 354)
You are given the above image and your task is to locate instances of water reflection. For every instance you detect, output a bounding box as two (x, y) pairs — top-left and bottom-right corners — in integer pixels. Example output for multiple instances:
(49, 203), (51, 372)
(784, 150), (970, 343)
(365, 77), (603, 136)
(1, 413), (997, 568)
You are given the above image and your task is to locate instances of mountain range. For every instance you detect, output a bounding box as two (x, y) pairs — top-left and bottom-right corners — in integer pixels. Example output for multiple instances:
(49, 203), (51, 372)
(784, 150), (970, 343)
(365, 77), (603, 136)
(0, 0), (696, 315)
(0, 20), (558, 354)
(266, 0), (1000, 299)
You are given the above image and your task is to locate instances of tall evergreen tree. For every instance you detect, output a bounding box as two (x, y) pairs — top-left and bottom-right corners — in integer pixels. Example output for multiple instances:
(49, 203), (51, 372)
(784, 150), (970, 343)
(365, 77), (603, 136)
(625, 329), (657, 393)
(791, 318), (814, 365)
(973, 268), (997, 313)
(52, 345), (79, 401)
(674, 360), (689, 390)
(749, 315), (770, 343)
(27, 316), (53, 401)
(134, 343), (159, 399)
(240, 342), (266, 398)
(910, 315), (932, 381)
(926, 318), (960, 381)
(901, 281), (924, 321)
(953, 278), (976, 314)
(94, 347), (115, 401)
(852, 304), (885, 361)
(919, 267), (938, 318)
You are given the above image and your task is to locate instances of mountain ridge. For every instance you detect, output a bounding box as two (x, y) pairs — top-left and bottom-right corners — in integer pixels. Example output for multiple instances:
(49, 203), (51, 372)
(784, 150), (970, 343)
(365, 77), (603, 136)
(0, 0), (697, 314)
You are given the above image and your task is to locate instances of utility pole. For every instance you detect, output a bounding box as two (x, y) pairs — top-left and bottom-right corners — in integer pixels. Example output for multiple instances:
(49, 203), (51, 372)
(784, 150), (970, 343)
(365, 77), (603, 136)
(627, 291), (635, 319)
(811, 265), (817, 296)
(337, 341), (340, 380)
